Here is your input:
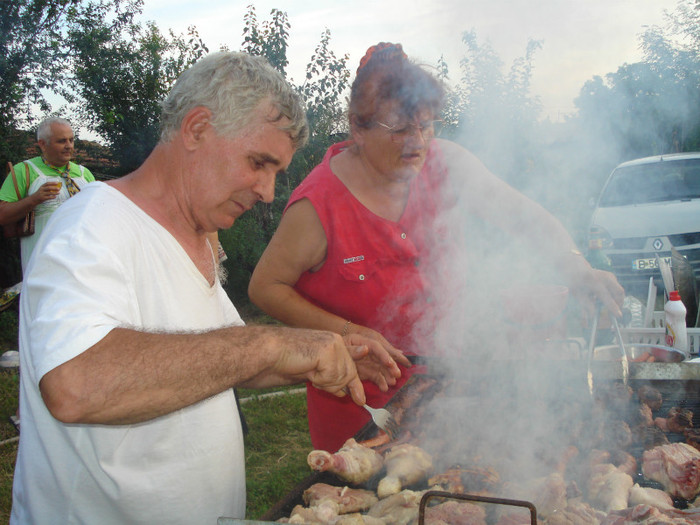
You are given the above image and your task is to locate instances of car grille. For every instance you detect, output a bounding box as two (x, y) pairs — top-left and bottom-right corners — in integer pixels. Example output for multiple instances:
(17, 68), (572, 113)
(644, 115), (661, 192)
(613, 237), (647, 250)
(669, 232), (700, 246)
(607, 244), (700, 293)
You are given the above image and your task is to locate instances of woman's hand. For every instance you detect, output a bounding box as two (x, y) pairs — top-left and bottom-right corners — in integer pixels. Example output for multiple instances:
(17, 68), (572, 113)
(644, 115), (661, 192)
(562, 253), (625, 321)
(342, 325), (412, 391)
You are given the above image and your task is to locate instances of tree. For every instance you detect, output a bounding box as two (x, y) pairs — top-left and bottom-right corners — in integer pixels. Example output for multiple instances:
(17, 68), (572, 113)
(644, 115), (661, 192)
(576, 62), (683, 160)
(639, 0), (700, 151)
(64, 0), (208, 174)
(435, 54), (463, 140)
(0, 0), (128, 286)
(0, 0), (83, 165)
(445, 31), (543, 189)
(287, 28), (350, 192)
(572, 0), (700, 161)
(219, 7), (350, 303)
(240, 5), (290, 76)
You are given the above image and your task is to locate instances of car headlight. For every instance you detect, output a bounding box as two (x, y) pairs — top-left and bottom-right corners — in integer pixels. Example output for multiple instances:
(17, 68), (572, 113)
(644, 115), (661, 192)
(588, 225), (614, 251)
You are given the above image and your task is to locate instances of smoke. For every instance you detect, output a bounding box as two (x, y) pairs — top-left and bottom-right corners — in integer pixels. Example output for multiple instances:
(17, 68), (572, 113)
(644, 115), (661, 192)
(380, 18), (700, 508)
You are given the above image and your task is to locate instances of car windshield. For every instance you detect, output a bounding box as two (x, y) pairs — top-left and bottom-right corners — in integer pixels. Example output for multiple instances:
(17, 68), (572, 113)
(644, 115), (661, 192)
(599, 158), (700, 207)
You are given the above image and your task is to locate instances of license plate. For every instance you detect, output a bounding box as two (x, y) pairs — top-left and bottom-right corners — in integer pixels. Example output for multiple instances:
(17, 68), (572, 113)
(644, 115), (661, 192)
(632, 256), (672, 270)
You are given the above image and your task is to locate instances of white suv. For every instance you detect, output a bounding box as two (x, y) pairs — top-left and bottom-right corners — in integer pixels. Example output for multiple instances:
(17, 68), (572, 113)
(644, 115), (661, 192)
(588, 152), (700, 296)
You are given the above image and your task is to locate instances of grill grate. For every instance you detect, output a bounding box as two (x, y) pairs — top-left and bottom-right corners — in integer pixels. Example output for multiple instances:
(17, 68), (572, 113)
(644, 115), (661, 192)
(261, 370), (700, 521)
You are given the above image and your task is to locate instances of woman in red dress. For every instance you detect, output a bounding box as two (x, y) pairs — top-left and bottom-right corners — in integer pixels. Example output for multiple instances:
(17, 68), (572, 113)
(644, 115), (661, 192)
(249, 43), (624, 452)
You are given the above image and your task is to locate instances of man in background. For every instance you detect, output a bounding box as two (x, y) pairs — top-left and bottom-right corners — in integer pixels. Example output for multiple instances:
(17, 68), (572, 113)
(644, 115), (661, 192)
(0, 117), (95, 427)
(0, 117), (95, 273)
(10, 51), (403, 524)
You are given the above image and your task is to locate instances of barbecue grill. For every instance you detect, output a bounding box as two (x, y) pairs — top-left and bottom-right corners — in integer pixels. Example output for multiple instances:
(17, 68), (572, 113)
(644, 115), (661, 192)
(243, 357), (700, 524)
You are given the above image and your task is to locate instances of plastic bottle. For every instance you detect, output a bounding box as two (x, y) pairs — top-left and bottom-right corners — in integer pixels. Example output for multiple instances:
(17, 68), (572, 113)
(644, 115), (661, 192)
(664, 290), (688, 357)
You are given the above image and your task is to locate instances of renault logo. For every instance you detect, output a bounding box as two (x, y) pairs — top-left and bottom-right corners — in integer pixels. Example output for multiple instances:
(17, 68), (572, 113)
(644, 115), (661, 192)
(653, 238), (664, 251)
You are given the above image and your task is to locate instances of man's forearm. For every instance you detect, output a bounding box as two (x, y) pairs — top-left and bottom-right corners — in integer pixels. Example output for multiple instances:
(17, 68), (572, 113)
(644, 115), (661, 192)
(0, 198), (37, 225)
(39, 325), (294, 425)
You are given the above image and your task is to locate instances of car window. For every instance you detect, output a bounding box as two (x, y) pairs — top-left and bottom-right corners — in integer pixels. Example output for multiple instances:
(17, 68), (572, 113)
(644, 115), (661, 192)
(599, 158), (700, 207)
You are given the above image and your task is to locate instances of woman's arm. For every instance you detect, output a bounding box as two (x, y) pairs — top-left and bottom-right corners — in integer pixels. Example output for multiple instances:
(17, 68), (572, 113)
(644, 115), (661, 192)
(436, 138), (624, 317)
(249, 198), (410, 380)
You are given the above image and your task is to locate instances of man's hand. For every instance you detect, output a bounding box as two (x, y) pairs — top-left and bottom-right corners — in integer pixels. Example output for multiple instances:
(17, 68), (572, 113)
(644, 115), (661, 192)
(271, 330), (367, 406)
(33, 181), (62, 204)
(343, 328), (411, 391)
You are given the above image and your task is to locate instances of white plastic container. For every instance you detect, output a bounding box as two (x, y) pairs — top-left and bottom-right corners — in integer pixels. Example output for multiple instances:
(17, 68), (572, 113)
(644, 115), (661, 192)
(664, 290), (689, 357)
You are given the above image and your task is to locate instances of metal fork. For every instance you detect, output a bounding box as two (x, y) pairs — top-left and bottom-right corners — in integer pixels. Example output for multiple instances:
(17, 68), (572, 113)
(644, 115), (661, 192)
(586, 302), (602, 399)
(362, 403), (399, 439)
(587, 303), (630, 400)
(611, 315), (630, 388)
(343, 387), (399, 438)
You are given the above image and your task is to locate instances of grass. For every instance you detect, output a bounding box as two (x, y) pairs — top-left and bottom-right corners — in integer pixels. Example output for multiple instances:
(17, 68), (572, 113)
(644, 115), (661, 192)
(0, 307), (20, 525)
(0, 305), (313, 522)
(240, 389), (312, 519)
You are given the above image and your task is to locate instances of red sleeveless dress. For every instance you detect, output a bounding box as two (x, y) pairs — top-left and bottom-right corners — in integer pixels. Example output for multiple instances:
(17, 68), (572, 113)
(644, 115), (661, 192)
(287, 140), (450, 451)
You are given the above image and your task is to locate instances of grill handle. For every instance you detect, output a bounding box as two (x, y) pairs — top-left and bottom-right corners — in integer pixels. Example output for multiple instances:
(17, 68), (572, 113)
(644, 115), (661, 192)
(418, 490), (538, 524)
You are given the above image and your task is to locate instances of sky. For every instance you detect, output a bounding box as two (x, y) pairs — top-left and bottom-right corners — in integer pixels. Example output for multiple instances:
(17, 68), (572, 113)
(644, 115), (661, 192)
(140, 0), (681, 122)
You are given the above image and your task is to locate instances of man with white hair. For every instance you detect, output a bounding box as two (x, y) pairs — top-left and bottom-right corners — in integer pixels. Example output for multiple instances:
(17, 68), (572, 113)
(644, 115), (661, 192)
(10, 51), (404, 524)
(0, 117), (95, 272)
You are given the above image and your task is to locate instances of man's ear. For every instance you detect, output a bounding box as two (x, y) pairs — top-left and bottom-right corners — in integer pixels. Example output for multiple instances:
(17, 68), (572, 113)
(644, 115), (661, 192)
(181, 106), (213, 150)
(37, 139), (47, 154)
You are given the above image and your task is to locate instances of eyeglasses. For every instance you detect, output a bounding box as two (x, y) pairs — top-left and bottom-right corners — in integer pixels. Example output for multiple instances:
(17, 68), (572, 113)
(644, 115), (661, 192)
(374, 119), (442, 142)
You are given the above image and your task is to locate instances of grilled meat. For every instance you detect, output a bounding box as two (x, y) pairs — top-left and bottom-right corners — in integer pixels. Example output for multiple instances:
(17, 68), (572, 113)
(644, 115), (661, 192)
(587, 463), (634, 512)
(641, 426), (670, 449)
(366, 489), (425, 525)
(667, 407), (694, 434)
(502, 473), (568, 519)
(423, 500), (487, 525)
(495, 513), (532, 525)
(427, 465), (500, 494)
(637, 385), (663, 412)
(307, 438), (384, 485)
(428, 467), (466, 494)
(335, 513), (386, 525)
(303, 483), (378, 514)
(609, 450), (638, 478)
(655, 417), (670, 432)
(597, 383), (634, 413)
(605, 421), (633, 450)
(282, 377), (699, 524)
(628, 403), (654, 430)
(685, 428), (700, 452)
(628, 483), (674, 510)
(641, 443), (700, 500)
(601, 503), (700, 524)
(546, 501), (607, 525)
(286, 502), (385, 525)
(377, 444), (433, 498)
(287, 500), (339, 524)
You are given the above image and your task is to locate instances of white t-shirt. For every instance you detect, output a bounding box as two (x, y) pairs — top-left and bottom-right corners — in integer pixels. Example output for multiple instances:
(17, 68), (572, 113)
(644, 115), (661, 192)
(11, 182), (246, 524)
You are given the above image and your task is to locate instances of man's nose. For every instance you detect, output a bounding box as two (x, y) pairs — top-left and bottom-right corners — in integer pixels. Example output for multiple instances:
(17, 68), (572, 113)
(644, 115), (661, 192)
(254, 171), (276, 204)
